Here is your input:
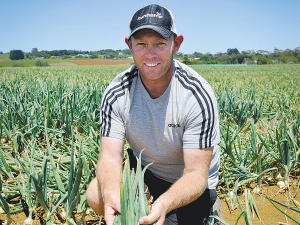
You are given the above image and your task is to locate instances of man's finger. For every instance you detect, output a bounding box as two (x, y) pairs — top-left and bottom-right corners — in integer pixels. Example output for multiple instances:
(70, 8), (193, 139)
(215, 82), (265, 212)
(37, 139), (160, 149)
(104, 206), (119, 225)
(139, 214), (164, 225)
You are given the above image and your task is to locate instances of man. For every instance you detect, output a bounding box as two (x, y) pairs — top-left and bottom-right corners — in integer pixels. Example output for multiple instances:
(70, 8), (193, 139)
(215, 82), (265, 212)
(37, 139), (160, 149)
(86, 4), (221, 225)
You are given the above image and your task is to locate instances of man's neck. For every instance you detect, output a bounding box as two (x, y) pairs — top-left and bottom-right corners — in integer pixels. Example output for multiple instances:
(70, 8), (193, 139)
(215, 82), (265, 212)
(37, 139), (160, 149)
(140, 65), (174, 99)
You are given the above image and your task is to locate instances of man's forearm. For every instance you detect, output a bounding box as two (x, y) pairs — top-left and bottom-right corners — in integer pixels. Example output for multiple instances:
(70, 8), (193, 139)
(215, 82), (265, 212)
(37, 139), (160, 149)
(154, 170), (207, 214)
(97, 136), (124, 201)
(153, 147), (212, 215)
(97, 158), (122, 200)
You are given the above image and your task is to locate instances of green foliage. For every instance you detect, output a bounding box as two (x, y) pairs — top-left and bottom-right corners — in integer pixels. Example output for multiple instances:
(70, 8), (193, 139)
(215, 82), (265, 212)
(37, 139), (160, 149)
(62, 55), (72, 59)
(0, 59), (67, 67)
(9, 50), (24, 60)
(31, 48), (38, 53)
(280, 55), (299, 64)
(12, 63), (24, 67)
(256, 55), (272, 64)
(26, 48), (132, 60)
(219, 54), (229, 63)
(186, 47), (300, 65)
(229, 54), (238, 64)
(182, 56), (192, 65)
(25, 53), (33, 60)
(35, 60), (49, 67)
(89, 54), (98, 59)
(227, 48), (240, 55)
(0, 53), (9, 60)
(113, 151), (154, 225)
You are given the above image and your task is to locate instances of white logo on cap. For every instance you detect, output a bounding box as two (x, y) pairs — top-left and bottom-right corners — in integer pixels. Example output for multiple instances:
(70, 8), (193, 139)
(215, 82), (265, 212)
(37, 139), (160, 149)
(138, 12), (163, 20)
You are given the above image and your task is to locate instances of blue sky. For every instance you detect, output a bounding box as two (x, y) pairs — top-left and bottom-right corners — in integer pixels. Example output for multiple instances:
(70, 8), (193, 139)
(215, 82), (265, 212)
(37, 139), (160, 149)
(1, 0), (299, 54)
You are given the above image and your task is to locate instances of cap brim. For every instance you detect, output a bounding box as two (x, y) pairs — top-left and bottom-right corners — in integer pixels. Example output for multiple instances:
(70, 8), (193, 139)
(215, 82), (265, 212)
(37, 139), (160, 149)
(129, 25), (173, 40)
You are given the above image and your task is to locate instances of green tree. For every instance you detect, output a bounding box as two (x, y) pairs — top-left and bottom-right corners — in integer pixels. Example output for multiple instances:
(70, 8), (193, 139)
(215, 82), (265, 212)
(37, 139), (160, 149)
(122, 49), (132, 55)
(255, 55), (272, 65)
(31, 48), (38, 53)
(229, 54), (238, 64)
(62, 55), (71, 59)
(89, 54), (98, 59)
(25, 53), (33, 59)
(200, 55), (211, 63)
(282, 49), (294, 57)
(239, 51), (253, 64)
(256, 50), (270, 55)
(219, 54), (229, 63)
(294, 47), (300, 61)
(269, 48), (282, 63)
(175, 52), (183, 57)
(182, 56), (192, 65)
(9, 50), (24, 60)
(280, 56), (299, 64)
(193, 52), (203, 58)
(227, 48), (240, 55)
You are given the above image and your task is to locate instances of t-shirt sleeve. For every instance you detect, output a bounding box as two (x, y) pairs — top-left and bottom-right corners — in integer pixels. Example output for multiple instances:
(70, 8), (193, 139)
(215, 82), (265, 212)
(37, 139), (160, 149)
(100, 86), (126, 140)
(182, 82), (220, 149)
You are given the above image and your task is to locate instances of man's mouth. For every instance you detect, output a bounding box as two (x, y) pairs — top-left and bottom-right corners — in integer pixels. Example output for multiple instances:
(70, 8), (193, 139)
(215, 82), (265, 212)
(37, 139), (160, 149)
(145, 63), (158, 67)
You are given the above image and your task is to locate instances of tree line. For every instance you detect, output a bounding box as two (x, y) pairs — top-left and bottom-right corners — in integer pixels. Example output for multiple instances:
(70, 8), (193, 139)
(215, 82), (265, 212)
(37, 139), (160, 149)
(178, 47), (300, 65)
(26, 48), (132, 60)
(6, 47), (300, 64)
(5, 48), (132, 60)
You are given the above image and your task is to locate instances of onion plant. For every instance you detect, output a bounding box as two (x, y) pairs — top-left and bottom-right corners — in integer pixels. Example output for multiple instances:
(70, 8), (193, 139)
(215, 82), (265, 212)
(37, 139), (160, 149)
(258, 117), (299, 188)
(113, 150), (154, 225)
(16, 177), (36, 224)
(236, 189), (261, 225)
(0, 175), (12, 225)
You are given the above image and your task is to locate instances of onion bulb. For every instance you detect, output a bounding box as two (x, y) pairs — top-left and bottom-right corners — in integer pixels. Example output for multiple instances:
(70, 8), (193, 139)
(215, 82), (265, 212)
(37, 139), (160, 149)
(266, 172), (273, 181)
(225, 191), (234, 202)
(277, 180), (286, 189)
(252, 185), (261, 194)
(276, 172), (283, 180)
(23, 216), (33, 225)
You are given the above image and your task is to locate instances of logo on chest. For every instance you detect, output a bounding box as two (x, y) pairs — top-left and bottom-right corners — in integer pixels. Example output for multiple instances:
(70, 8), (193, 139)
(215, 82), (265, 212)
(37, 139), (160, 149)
(168, 123), (181, 128)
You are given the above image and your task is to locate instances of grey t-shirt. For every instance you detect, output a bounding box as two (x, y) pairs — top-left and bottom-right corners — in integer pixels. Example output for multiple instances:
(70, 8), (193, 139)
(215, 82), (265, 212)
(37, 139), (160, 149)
(101, 60), (220, 189)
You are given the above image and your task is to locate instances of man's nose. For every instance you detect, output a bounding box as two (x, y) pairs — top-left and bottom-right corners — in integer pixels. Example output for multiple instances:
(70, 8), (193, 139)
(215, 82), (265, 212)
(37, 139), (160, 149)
(145, 45), (156, 58)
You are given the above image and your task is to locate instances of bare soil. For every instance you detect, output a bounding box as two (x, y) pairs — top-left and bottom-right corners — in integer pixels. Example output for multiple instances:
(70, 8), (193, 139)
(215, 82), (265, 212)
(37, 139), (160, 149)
(221, 181), (300, 225)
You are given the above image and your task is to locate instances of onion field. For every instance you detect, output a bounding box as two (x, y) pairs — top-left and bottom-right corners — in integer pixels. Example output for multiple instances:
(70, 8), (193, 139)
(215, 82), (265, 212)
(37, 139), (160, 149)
(0, 64), (299, 224)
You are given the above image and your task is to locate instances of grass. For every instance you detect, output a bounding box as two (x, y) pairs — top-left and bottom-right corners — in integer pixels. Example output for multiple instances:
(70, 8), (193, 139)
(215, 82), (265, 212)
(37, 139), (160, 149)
(0, 55), (75, 67)
(0, 54), (9, 60)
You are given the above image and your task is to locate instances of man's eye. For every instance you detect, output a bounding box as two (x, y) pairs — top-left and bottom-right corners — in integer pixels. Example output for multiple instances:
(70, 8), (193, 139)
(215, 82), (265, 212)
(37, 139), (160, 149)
(157, 42), (166, 46)
(137, 43), (145, 46)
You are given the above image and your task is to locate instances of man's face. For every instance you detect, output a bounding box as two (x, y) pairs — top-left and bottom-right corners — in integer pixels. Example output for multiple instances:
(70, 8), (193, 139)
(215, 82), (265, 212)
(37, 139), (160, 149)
(126, 29), (182, 83)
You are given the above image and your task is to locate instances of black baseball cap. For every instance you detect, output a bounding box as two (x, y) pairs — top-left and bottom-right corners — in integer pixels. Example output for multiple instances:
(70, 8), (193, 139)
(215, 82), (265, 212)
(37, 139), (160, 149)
(129, 4), (177, 40)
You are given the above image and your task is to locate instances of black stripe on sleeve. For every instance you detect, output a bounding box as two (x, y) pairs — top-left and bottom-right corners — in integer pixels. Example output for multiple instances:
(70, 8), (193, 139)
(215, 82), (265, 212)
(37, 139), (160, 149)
(175, 68), (215, 148)
(101, 67), (138, 136)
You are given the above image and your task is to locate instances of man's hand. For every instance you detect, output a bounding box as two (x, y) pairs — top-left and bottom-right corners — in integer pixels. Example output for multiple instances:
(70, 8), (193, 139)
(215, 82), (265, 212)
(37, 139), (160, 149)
(139, 201), (167, 225)
(103, 195), (121, 225)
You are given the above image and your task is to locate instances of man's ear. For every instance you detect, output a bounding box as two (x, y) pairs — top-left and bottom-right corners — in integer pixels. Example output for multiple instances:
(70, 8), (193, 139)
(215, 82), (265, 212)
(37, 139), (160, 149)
(125, 37), (133, 53)
(173, 34), (184, 54)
